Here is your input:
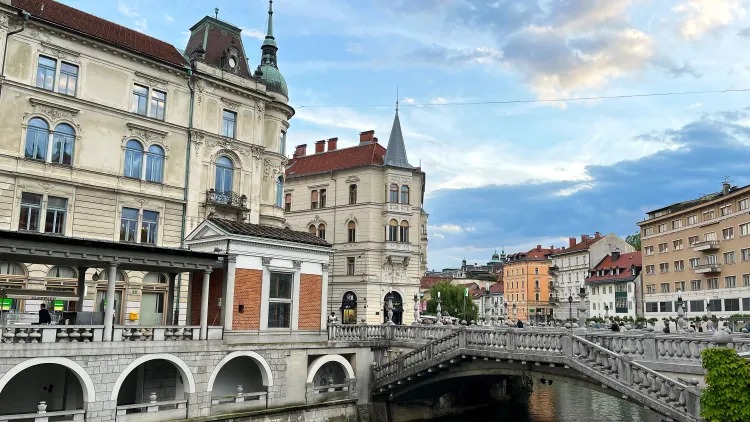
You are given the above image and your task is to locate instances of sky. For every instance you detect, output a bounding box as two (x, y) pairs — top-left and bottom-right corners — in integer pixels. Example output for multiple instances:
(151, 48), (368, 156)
(59, 0), (750, 270)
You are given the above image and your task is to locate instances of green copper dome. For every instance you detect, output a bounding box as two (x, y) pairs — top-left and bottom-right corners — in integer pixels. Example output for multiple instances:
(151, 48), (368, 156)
(260, 64), (288, 97)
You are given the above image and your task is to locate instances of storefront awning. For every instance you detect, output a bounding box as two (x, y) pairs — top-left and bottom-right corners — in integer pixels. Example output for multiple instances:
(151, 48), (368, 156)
(0, 288), (79, 301)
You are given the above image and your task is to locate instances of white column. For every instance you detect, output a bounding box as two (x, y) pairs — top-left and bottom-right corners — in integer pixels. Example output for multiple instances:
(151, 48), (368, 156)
(223, 258), (236, 330)
(200, 270), (211, 340)
(320, 263), (329, 329)
(166, 273), (176, 325)
(103, 263), (118, 341)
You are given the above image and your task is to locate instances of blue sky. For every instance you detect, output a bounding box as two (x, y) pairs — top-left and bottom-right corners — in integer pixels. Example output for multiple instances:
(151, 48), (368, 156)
(61, 0), (750, 270)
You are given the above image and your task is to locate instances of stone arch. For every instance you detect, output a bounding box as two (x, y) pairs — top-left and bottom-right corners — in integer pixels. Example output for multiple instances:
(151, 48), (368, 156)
(306, 355), (355, 383)
(206, 351), (274, 393)
(0, 357), (96, 404)
(210, 148), (245, 170)
(110, 353), (196, 401)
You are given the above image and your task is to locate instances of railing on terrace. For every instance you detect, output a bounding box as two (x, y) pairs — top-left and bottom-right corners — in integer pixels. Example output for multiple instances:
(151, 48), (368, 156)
(0, 325), (223, 343)
(206, 189), (248, 209)
(0, 409), (85, 421)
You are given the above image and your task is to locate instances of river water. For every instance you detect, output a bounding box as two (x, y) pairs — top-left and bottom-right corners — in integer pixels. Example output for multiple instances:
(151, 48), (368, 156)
(428, 378), (664, 422)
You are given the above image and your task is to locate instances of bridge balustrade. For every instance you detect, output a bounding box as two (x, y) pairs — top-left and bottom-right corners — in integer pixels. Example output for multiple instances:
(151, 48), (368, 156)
(0, 325), (223, 344)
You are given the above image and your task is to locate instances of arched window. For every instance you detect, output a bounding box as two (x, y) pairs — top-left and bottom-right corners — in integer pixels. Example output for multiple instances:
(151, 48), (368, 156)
(52, 123), (75, 165)
(0, 262), (25, 276)
(308, 224), (317, 234)
(342, 291), (357, 324)
(47, 266), (77, 279)
(535, 268), (539, 275)
(347, 221), (356, 242)
(284, 193), (292, 212)
(399, 220), (409, 243)
(400, 185), (409, 204)
(25, 118), (49, 161)
(317, 223), (326, 239)
(215, 156), (234, 193)
(124, 140), (143, 179)
(145, 145), (165, 183)
(276, 176), (284, 208)
(349, 184), (357, 204)
(389, 184), (399, 203)
(143, 273), (167, 284)
(388, 219), (398, 241)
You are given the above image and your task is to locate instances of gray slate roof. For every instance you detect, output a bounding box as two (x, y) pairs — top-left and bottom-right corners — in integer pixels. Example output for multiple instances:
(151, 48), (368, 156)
(383, 111), (413, 169)
(209, 218), (331, 247)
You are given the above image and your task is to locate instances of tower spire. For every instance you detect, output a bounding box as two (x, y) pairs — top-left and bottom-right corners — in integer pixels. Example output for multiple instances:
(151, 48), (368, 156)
(396, 86), (399, 113)
(266, 0), (274, 40)
(383, 100), (413, 169)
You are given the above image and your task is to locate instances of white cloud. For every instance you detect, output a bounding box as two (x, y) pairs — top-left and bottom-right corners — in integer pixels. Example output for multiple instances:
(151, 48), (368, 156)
(430, 97), (449, 105)
(241, 27), (266, 40)
(117, 3), (139, 18)
(345, 43), (364, 55)
(430, 224), (463, 233)
(555, 183), (594, 197)
(673, 0), (745, 40)
(118, 3), (147, 32)
(165, 15), (175, 23)
(402, 97), (416, 105)
(432, 233), (445, 240)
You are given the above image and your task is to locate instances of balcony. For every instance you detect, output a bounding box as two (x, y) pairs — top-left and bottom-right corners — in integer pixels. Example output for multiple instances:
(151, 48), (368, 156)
(383, 203), (412, 215)
(206, 189), (248, 209)
(693, 263), (722, 274)
(548, 265), (559, 275)
(384, 241), (411, 256)
(691, 240), (720, 252)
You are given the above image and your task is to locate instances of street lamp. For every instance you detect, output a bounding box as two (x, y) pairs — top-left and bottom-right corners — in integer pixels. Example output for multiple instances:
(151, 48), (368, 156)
(567, 295), (573, 320)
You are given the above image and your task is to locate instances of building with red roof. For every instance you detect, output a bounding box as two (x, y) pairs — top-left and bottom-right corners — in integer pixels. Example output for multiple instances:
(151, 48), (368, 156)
(586, 251), (643, 318)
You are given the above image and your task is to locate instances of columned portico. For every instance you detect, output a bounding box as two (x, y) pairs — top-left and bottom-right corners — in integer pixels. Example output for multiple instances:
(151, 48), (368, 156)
(103, 263), (119, 342)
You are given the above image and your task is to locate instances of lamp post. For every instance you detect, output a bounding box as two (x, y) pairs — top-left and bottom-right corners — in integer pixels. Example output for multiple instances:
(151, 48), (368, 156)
(705, 300), (714, 331)
(567, 295), (573, 321)
(503, 302), (508, 326)
(676, 290), (686, 332)
(435, 291), (443, 325)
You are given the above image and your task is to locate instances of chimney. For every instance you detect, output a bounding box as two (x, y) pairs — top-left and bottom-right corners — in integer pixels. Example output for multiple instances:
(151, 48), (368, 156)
(359, 130), (375, 144)
(611, 249), (621, 262)
(295, 144), (307, 157)
(373, 137), (379, 143)
(581, 234), (590, 242)
(569, 237), (576, 247)
(327, 137), (338, 151)
(315, 140), (325, 154)
(536, 245), (541, 251)
(595, 232), (601, 238)
(722, 182), (731, 195)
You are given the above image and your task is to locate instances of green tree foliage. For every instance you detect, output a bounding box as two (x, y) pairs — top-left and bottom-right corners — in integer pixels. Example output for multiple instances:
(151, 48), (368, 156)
(626, 232), (641, 251)
(425, 281), (479, 322)
(701, 348), (750, 422)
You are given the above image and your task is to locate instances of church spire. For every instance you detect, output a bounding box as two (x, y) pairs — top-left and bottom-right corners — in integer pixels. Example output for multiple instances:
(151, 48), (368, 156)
(257, 0), (288, 97)
(262, 0), (277, 50)
(383, 107), (413, 169)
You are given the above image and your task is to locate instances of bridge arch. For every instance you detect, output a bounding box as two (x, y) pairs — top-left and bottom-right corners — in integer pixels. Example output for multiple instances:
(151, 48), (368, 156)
(306, 354), (355, 384)
(207, 351), (274, 395)
(0, 357), (96, 410)
(110, 353), (196, 402)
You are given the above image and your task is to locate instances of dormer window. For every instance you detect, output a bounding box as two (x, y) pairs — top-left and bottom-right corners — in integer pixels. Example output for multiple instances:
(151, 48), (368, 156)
(228, 56), (237, 69)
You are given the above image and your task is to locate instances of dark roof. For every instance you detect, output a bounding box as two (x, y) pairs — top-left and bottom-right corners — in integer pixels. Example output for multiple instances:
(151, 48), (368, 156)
(184, 17), (253, 79)
(642, 184), (749, 219)
(585, 252), (642, 284)
(488, 282), (504, 294)
(209, 218), (331, 247)
(383, 111), (413, 169)
(420, 276), (450, 289)
(13, 0), (187, 67)
(551, 235), (604, 256)
(286, 143), (387, 178)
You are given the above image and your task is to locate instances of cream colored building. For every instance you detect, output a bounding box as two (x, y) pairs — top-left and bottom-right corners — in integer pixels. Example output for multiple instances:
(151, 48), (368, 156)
(638, 182), (750, 319)
(0, 0), (291, 324)
(283, 111), (428, 324)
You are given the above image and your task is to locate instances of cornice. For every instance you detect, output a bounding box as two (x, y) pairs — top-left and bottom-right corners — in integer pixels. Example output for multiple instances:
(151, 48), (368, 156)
(29, 97), (80, 114)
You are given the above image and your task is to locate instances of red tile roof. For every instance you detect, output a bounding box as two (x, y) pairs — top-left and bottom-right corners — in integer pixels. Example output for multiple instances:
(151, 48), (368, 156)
(286, 143), (386, 178)
(420, 276), (450, 289)
(585, 252), (642, 283)
(488, 282), (504, 294)
(13, 0), (187, 67)
(553, 235), (604, 255)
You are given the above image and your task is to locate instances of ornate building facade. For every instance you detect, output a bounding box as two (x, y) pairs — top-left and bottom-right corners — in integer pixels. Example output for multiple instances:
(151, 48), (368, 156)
(0, 0), (292, 325)
(283, 110), (428, 324)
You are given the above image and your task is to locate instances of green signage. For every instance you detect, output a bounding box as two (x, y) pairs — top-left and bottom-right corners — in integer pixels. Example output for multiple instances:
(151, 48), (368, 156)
(0, 298), (11, 311)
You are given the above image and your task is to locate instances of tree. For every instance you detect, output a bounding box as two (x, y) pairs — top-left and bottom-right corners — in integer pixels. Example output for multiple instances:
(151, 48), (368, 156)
(626, 232), (641, 251)
(425, 281), (479, 322)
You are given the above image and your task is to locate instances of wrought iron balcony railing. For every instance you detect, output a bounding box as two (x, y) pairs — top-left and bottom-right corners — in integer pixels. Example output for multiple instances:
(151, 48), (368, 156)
(206, 189), (248, 209)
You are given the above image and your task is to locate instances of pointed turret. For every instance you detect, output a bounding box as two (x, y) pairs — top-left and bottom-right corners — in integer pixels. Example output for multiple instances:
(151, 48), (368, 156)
(383, 109), (413, 169)
(258, 0), (288, 97)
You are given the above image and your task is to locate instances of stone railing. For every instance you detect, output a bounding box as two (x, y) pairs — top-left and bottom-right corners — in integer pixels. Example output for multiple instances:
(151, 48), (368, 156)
(0, 408), (85, 421)
(1, 325), (223, 344)
(328, 323), (453, 344)
(115, 398), (187, 422)
(373, 330), (462, 383)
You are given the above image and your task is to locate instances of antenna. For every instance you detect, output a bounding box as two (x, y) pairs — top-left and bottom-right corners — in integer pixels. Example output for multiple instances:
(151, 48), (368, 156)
(723, 175), (732, 184)
(396, 85), (399, 112)
(214, 8), (219, 19)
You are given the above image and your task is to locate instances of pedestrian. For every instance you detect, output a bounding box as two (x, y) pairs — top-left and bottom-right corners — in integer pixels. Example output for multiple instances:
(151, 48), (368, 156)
(610, 322), (620, 332)
(38, 304), (52, 325)
(516, 319), (524, 328)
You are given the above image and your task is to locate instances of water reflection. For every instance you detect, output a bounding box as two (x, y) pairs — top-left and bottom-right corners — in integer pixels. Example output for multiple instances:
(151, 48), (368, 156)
(430, 379), (664, 422)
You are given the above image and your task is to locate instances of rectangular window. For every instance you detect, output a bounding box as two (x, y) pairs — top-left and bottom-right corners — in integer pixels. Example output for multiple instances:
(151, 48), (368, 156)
(284, 194), (291, 212)
(320, 189), (327, 208)
(660, 283), (670, 293)
(707, 278), (719, 290)
(688, 235), (699, 245)
(725, 276), (737, 288)
(646, 265), (655, 275)
(659, 301), (673, 312)
(280, 131), (286, 155)
(644, 245), (653, 256)
(744, 297), (750, 311)
(659, 262), (669, 273)
(19, 192), (42, 231)
(672, 219), (682, 229)
(268, 272), (293, 328)
(646, 302), (658, 313)
(690, 279), (702, 291)
(724, 251), (735, 264)
(131, 84), (149, 115)
(311, 190), (318, 209)
(709, 298), (722, 312)
(643, 227), (653, 236)
(44, 196), (67, 235)
(674, 260), (684, 271)
(658, 243), (668, 253)
(689, 257), (700, 268)
(658, 223), (666, 233)
(673, 239), (683, 250)
(721, 205), (732, 216)
(222, 110), (237, 138)
(149, 90), (167, 120)
(689, 300), (704, 312)
(647, 284), (656, 294)
(723, 227), (734, 240)
(119, 208), (139, 242)
(141, 210), (159, 245)
(36, 56), (57, 91)
(703, 209), (715, 221)
(738, 198), (749, 211)
(740, 223), (750, 237)
(744, 274), (750, 287)
(347, 257), (355, 275)
(58, 62), (78, 96)
(615, 297), (627, 312)
(687, 215), (697, 225)
(725, 298), (740, 312)
(705, 232), (717, 242)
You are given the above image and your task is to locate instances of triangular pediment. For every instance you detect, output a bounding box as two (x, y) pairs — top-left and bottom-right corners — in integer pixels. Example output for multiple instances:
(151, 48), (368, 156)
(184, 220), (226, 242)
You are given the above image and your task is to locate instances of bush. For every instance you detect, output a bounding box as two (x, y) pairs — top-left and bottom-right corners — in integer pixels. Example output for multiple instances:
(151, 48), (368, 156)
(700, 348), (750, 422)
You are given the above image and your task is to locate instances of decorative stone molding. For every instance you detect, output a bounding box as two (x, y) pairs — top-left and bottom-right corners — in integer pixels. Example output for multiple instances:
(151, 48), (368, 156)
(307, 215), (326, 227)
(0, 13), (9, 30)
(38, 42), (82, 64)
(205, 134), (265, 161)
(221, 97), (241, 112)
(255, 101), (265, 123)
(190, 131), (204, 157)
(345, 176), (360, 184)
(125, 123), (169, 149)
(321, 263), (330, 271)
(134, 71), (169, 91)
(389, 176), (412, 185)
(261, 257), (271, 266)
(263, 158), (284, 181)
(25, 98), (81, 129)
(292, 260), (302, 269)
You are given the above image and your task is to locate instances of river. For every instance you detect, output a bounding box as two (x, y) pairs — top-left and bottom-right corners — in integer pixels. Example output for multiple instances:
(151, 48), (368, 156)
(422, 378), (664, 422)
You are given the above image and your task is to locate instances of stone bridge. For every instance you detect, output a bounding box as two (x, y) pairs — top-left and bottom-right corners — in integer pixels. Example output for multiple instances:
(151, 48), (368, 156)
(328, 324), (750, 422)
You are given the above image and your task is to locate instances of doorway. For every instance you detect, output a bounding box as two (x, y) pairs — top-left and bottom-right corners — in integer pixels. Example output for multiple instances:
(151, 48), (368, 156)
(140, 292), (164, 325)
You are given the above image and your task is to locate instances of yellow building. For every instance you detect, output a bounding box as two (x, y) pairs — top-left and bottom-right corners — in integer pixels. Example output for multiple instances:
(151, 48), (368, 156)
(503, 245), (557, 323)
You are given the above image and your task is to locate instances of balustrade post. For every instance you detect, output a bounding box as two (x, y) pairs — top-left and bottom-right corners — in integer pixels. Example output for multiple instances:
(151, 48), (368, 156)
(416, 327), (423, 343)
(561, 332), (573, 357)
(507, 329), (516, 351)
(618, 358), (632, 385)
(458, 328), (467, 349)
(385, 325), (394, 341)
(642, 332), (658, 361)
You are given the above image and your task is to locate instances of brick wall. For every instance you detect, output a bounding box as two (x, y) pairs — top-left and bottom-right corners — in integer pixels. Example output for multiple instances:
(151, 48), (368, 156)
(190, 270), (224, 326)
(233, 268), (263, 330)
(298, 274), (322, 330)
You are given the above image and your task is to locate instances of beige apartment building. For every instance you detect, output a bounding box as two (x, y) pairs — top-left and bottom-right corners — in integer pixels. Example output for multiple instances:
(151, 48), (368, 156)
(0, 0), (292, 324)
(283, 112), (429, 325)
(638, 182), (750, 319)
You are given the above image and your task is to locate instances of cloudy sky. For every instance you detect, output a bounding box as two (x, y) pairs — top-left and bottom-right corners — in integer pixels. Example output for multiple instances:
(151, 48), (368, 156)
(62, 0), (750, 269)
